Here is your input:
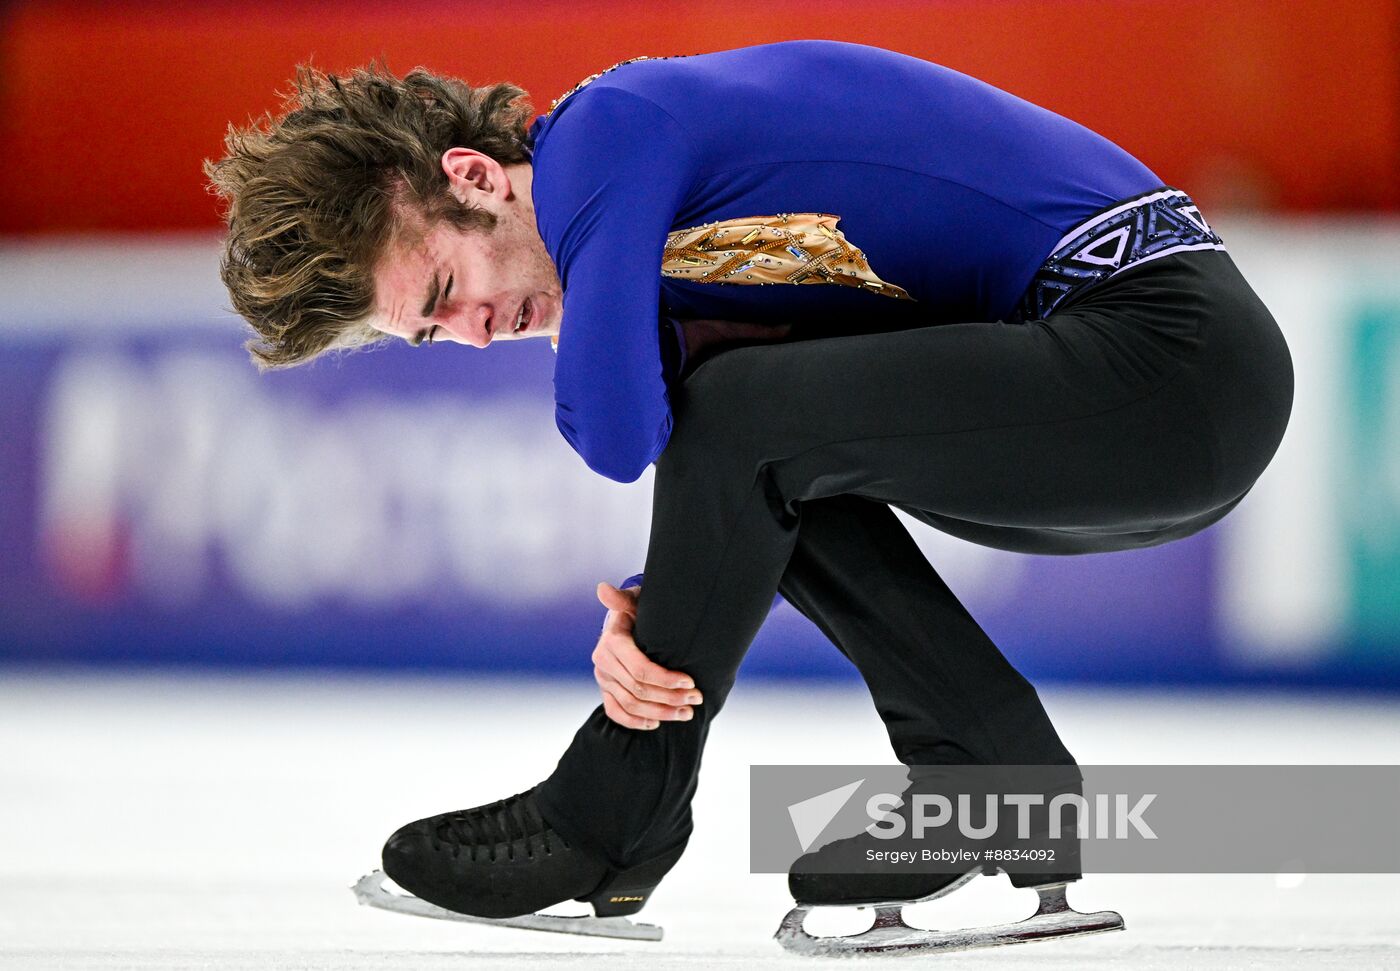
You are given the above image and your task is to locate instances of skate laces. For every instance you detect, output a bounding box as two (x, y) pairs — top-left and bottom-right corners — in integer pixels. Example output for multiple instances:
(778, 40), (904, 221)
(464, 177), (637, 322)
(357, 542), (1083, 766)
(435, 789), (560, 860)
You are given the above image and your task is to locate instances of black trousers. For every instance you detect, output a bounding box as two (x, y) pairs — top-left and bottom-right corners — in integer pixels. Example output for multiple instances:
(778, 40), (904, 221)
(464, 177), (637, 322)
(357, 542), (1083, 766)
(536, 249), (1295, 868)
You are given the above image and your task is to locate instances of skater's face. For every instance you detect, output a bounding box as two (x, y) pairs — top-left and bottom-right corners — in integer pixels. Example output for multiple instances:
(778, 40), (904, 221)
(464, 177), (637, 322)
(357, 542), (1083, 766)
(369, 149), (563, 349)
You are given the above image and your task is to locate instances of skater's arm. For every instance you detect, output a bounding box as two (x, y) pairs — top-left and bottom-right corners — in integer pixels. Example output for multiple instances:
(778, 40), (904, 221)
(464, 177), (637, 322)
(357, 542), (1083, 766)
(537, 88), (700, 483)
(592, 582), (703, 730)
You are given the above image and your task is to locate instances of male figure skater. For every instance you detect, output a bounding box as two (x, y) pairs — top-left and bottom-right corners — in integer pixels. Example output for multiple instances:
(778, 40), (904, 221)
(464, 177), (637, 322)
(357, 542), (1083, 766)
(206, 40), (1293, 951)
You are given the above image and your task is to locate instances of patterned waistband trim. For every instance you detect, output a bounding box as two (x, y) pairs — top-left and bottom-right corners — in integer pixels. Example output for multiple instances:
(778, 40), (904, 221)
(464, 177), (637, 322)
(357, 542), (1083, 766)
(1015, 187), (1226, 321)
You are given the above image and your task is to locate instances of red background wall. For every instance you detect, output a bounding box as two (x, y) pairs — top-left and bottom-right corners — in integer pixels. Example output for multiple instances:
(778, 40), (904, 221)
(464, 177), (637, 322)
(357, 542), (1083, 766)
(2, 0), (1396, 235)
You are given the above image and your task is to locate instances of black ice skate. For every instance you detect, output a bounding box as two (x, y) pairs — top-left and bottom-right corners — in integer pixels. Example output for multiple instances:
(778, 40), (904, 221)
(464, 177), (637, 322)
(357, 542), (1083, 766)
(352, 785), (682, 941)
(776, 778), (1124, 956)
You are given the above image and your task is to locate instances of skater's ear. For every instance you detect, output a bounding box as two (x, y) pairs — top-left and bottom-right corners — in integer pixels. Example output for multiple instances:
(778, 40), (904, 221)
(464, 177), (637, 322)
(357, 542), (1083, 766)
(441, 148), (512, 208)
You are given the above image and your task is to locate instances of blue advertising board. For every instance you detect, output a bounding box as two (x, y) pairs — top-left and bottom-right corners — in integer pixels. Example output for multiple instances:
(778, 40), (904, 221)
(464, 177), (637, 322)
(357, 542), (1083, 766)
(3, 228), (1398, 689)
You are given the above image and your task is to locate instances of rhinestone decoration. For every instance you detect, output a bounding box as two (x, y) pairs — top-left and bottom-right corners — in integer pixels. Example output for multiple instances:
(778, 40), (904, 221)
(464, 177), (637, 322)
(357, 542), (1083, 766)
(662, 213), (914, 300)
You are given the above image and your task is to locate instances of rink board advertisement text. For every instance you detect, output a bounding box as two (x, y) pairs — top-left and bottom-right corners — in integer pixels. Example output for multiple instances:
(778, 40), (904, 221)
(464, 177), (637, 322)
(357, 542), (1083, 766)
(0, 334), (1213, 678)
(1, 225), (1398, 688)
(749, 765), (1400, 873)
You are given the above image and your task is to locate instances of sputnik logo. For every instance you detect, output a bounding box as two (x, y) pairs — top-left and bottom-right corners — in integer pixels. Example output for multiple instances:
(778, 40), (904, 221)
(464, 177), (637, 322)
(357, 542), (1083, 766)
(786, 779), (865, 852)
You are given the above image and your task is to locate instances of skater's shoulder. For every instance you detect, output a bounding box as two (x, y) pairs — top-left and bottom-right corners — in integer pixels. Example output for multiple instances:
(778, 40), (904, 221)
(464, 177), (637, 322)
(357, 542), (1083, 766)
(529, 76), (697, 182)
(536, 56), (693, 137)
(535, 41), (888, 138)
(527, 75), (701, 221)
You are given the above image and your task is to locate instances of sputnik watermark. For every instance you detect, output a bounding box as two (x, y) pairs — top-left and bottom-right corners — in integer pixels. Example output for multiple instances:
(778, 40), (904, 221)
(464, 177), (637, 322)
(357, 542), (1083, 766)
(752, 765), (1400, 874)
(783, 781), (1155, 874)
(860, 791), (1157, 840)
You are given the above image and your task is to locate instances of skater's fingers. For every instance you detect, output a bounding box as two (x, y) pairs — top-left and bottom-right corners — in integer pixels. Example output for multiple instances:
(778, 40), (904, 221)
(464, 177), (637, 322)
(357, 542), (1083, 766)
(596, 582), (639, 617)
(599, 676), (693, 725)
(592, 639), (693, 707)
(600, 605), (635, 637)
(596, 633), (699, 701)
(601, 689), (657, 730)
(597, 590), (636, 639)
(609, 631), (692, 690)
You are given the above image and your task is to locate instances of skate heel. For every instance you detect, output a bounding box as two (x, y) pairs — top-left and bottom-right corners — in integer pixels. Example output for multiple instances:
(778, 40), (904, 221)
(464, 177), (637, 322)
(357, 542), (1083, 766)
(581, 843), (686, 917)
(585, 885), (657, 917)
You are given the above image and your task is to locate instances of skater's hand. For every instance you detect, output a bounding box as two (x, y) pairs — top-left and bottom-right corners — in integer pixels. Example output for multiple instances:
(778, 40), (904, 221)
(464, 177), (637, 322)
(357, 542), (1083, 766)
(593, 582), (703, 730)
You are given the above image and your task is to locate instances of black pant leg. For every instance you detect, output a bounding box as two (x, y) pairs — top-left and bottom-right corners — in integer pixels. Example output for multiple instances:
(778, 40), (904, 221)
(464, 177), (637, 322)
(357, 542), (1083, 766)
(776, 494), (1076, 768)
(536, 319), (1168, 866)
(537, 383), (800, 866)
(536, 250), (1293, 868)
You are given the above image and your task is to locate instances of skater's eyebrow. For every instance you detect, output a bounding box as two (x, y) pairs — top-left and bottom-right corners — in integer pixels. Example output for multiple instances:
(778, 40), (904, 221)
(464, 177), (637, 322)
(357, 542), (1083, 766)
(405, 270), (443, 346)
(419, 270), (442, 320)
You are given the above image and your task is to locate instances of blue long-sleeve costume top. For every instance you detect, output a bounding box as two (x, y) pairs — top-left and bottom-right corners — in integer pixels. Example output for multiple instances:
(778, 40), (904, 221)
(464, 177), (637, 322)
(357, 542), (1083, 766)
(527, 40), (1162, 485)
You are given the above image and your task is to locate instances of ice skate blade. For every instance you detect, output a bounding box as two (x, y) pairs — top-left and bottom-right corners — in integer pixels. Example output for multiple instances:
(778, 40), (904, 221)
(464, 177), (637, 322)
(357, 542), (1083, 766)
(351, 870), (663, 942)
(775, 882), (1123, 957)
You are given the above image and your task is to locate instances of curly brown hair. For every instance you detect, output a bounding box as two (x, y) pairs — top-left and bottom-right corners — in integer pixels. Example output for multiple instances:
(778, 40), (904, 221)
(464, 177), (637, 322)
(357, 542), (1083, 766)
(204, 63), (533, 368)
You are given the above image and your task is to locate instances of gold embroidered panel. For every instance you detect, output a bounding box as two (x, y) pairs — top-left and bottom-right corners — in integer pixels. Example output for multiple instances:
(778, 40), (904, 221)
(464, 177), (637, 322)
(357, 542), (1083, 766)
(662, 213), (915, 301)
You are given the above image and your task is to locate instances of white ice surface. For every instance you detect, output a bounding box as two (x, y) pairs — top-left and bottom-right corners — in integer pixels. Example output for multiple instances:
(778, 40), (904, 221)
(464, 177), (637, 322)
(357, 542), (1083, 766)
(2, 671), (1398, 969)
